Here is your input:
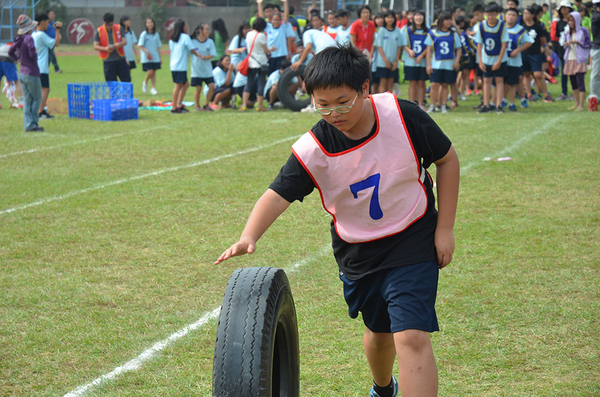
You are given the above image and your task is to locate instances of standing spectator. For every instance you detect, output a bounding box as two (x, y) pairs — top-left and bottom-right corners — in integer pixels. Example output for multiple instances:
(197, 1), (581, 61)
(590, 0), (600, 100)
(32, 12), (62, 119)
(241, 17), (270, 112)
(229, 22), (250, 68)
(120, 15), (138, 70)
(93, 13), (131, 83)
(190, 23), (217, 112)
(8, 15), (43, 131)
(375, 11), (402, 93)
(335, 9), (352, 46)
(45, 10), (62, 73)
(350, 5), (376, 59)
(521, 6), (554, 102)
(138, 17), (162, 95)
(563, 11), (591, 110)
(259, 0), (293, 74)
(551, 0), (574, 100)
(169, 19), (202, 113)
(209, 18), (230, 68)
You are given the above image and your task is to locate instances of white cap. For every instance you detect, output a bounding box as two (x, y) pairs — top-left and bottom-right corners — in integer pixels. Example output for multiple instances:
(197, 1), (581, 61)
(556, 0), (574, 9)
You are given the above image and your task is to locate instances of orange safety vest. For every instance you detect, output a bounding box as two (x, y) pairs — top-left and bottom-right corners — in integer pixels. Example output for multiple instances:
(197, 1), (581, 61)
(97, 24), (125, 59)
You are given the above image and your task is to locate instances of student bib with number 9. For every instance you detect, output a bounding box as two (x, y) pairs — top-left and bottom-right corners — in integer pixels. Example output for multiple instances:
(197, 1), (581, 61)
(291, 93), (429, 243)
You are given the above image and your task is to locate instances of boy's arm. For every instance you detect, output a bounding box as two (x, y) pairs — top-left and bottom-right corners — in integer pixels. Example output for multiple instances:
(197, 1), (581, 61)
(493, 42), (507, 70)
(477, 42), (486, 72)
(291, 42), (311, 70)
(257, 0), (264, 19)
(426, 46), (432, 74)
(282, 0), (289, 24)
(215, 189), (291, 264)
(433, 145), (459, 269)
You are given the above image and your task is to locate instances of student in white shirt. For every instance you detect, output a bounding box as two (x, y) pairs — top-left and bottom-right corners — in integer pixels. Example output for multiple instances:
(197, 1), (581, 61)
(169, 19), (202, 113)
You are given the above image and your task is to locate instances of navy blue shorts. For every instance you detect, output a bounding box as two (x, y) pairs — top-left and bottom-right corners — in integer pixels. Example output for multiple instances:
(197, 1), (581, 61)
(482, 62), (507, 79)
(171, 71), (187, 84)
(341, 261), (440, 334)
(142, 62), (161, 71)
(40, 73), (49, 88)
(506, 65), (523, 86)
(404, 66), (428, 81)
(191, 77), (214, 87)
(523, 53), (545, 73)
(128, 60), (137, 70)
(431, 68), (456, 85)
(376, 67), (398, 79)
(0, 61), (18, 81)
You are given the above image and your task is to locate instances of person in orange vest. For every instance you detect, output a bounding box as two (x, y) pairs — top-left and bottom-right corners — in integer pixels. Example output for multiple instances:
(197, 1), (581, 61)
(93, 13), (131, 82)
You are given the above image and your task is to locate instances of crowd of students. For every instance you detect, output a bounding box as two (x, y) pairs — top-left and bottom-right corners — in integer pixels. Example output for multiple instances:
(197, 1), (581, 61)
(2, 1), (598, 130)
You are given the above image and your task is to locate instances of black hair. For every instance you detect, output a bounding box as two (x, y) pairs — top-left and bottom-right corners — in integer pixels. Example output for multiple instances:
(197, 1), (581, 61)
(506, 7), (520, 16)
(357, 5), (372, 18)
(217, 54), (230, 70)
(409, 7), (419, 14)
(171, 19), (186, 43)
(263, 3), (275, 10)
(468, 12), (474, 19)
(311, 14), (324, 23)
(280, 59), (291, 70)
(289, 6), (295, 14)
(484, 2), (501, 13)
(523, 5), (539, 23)
(236, 21), (250, 47)
(382, 10), (397, 28)
(452, 5), (465, 13)
(120, 15), (131, 32)
(34, 13), (49, 23)
(145, 17), (156, 34)
(309, 8), (321, 16)
(303, 44), (370, 96)
(455, 15), (468, 30)
(103, 13), (114, 24)
(437, 11), (453, 29)
(252, 17), (267, 32)
(508, 0), (520, 6)
(191, 23), (209, 40)
(374, 12), (385, 25)
(471, 4), (485, 14)
(210, 18), (229, 42)
(542, 3), (549, 7)
(335, 9), (350, 18)
(409, 9), (429, 33)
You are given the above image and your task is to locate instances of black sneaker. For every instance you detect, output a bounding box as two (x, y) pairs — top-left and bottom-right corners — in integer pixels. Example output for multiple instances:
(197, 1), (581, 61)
(26, 126), (44, 132)
(39, 110), (54, 119)
(202, 105), (214, 112)
(179, 106), (189, 113)
(473, 103), (483, 110)
(170, 107), (182, 114)
(477, 106), (491, 114)
(496, 107), (505, 114)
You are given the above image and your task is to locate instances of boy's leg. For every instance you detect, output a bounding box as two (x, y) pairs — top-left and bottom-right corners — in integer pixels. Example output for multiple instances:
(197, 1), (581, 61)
(194, 85), (201, 108)
(533, 71), (548, 97)
(495, 76), (504, 106)
(394, 329), (438, 397)
(39, 87), (49, 114)
(482, 77), (491, 107)
(363, 329), (396, 387)
(150, 70), (157, 88)
(418, 80), (426, 105)
(269, 85), (278, 104)
(408, 80), (415, 103)
(508, 84), (516, 105)
(172, 84), (180, 109)
(439, 83), (448, 106)
(429, 82), (439, 107)
(205, 83), (215, 106)
(179, 81), (189, 106)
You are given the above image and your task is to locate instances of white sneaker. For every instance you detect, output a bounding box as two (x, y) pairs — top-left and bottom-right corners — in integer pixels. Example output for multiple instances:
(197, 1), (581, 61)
(142, 81), (148, 93)
(440, 104), (448, 113)
(459, 93), (467, 101)
(150, 87), (158, 95)
(427, 104), (436, 113)
(392, 83), (401, 97)
(300, 103), (316, 113)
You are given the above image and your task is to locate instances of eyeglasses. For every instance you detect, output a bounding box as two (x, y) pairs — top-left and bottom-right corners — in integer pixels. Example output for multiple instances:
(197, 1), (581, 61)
(313, 93), (359, 116)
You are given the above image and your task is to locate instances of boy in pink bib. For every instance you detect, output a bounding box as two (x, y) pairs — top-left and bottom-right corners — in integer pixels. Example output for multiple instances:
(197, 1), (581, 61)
(216, 44), (460, 397)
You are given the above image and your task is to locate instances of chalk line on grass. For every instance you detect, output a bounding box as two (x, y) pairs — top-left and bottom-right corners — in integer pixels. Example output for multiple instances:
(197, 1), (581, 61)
(63, 244), (331, 397)
(0, 136), (298, 216)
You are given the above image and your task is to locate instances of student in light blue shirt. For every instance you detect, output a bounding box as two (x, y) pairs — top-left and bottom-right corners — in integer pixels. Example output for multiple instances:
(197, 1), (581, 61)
(229, 22), (250, 68)
(204, 54), (234, 110)
(169, 19), (202, 113)
(402, 10), (429, 106)
(474, 2), (509, 113)
(291, 28), (336, 70)
(190, 23), (217, 111)
(335, 9), (352, 45)
(33, 12), (61, 119)
(375, 11), (403, 93)
(258, 0), (294, 74)
(139, 17), (162, 95)
(263, 59), (299, 108)
(120, 16), (138, 69)
(504, 7), (533, 111)
(425, 11), (462, 112)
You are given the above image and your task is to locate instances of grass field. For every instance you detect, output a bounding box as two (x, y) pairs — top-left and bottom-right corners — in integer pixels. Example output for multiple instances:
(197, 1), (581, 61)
(1, 45), (599, 396)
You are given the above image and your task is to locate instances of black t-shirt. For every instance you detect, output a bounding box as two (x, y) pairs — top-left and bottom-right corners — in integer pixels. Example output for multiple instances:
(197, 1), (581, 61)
(269, 99), (452, 280)
(521, 21), (546, 55)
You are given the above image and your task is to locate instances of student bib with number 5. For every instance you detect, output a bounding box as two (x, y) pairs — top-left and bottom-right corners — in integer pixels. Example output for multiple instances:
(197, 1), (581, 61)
(292, 93), (429, 243)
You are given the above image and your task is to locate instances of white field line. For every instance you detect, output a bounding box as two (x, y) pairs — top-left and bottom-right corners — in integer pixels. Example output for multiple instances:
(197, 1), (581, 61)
(63, 245), (332, 397)
(64, 115), (563, 396)
(0, 136), (298, 216)
(0, 122), (181, 160)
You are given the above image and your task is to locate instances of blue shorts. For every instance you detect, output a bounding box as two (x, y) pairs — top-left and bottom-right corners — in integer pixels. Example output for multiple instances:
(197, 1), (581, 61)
(376, 67), (398, 79)
(142, 62), (161, 71)
(0, 61), (18, 81)
(431, 68), (456, 85)
(523, 53), (545, 73)
(40, 73), (49, 88)
(341, 261), (440, 334)
(404, 66), (428, 81)
(482, 62), (507, 79)
(171, 71), (188, 84)
(191, 77), (214, 87)
(506, 66), (523, 86)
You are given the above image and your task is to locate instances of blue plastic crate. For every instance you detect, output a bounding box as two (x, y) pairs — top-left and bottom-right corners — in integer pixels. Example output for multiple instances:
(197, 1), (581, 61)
(92, 98), (139, 121)
(68, 82), (134, 119)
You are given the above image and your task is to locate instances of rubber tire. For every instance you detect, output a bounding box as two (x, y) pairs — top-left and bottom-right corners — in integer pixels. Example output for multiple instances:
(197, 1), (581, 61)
(277, 65), (310, 112)
(213, 267), (300, 397)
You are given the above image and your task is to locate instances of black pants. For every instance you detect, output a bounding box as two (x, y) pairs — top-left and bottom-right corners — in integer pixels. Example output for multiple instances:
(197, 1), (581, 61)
(48, 47), (60, 72)
(103, 58), (131, 82)
(244, 67), (267, 98)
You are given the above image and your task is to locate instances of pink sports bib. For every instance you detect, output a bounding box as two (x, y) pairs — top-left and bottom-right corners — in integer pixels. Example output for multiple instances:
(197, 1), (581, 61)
(292, 92), (429, 243)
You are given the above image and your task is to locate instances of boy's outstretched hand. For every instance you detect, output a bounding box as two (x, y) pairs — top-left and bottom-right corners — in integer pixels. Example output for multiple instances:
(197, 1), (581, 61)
(215, 239), (256, 265)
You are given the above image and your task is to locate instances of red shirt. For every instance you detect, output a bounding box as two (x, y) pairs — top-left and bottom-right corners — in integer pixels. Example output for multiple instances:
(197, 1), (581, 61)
(350, 19), (376, 52)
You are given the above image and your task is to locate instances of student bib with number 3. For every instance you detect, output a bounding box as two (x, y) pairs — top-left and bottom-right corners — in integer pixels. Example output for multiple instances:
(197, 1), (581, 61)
(292, 93), (429, 243)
